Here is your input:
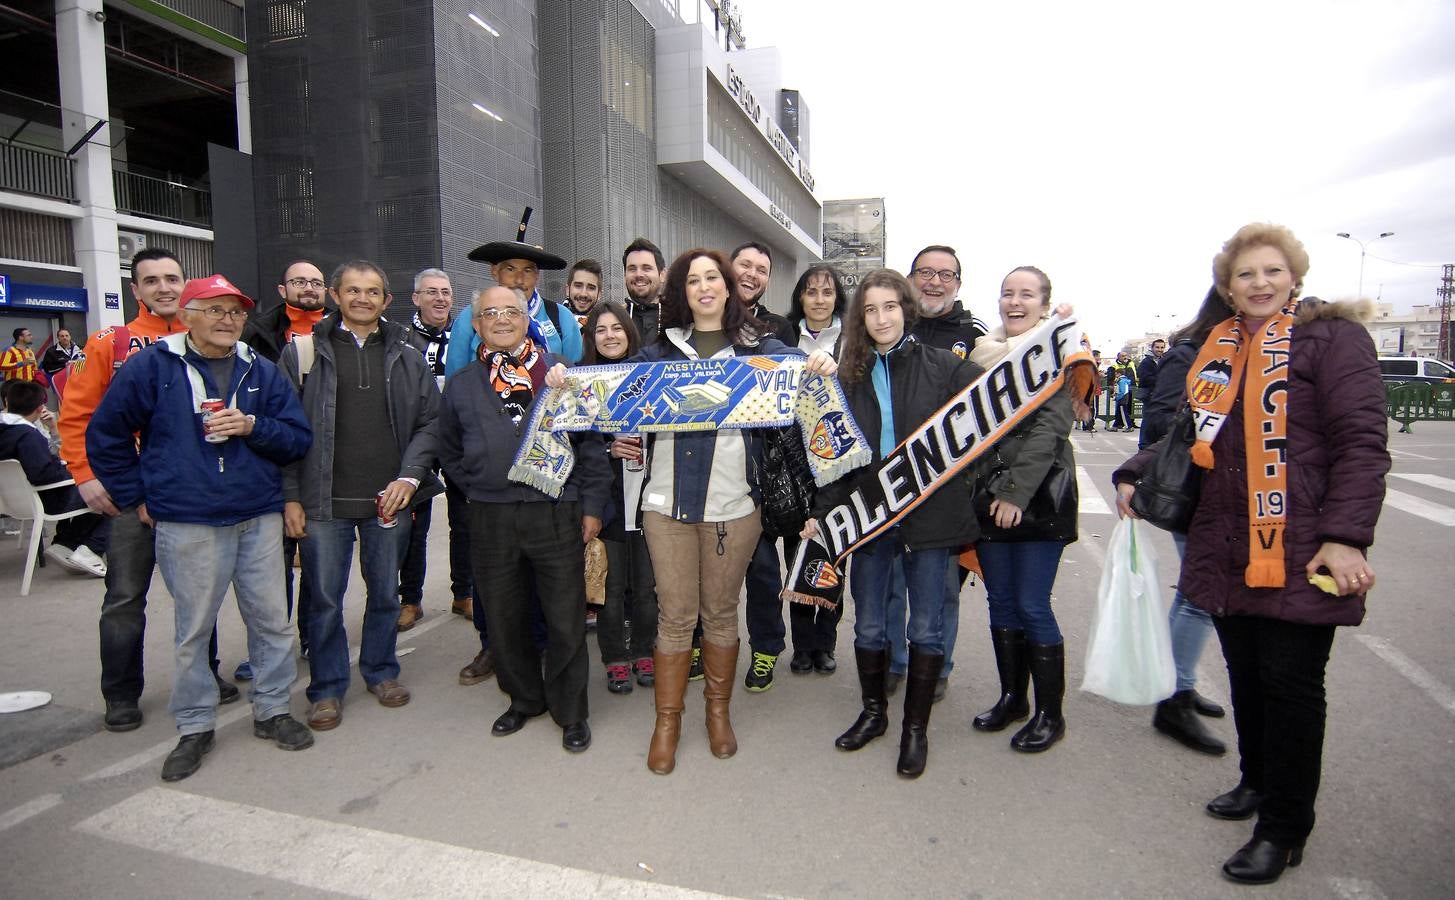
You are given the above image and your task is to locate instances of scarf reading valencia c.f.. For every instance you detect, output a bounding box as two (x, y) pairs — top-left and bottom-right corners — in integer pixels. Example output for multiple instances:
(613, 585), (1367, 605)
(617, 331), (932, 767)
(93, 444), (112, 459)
(1185, 310), (1293, 588)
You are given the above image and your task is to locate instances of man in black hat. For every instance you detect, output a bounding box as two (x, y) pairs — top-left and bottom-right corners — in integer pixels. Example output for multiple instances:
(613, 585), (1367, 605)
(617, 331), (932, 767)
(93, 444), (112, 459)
(444, 236), (582, 376)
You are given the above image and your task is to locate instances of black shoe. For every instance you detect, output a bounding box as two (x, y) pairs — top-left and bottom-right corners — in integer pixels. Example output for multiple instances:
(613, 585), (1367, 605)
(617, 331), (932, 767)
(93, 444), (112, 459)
(811, 649), (837, 674)
(897, 647), (942, 778)
(973, 628), (1030, 732)
(1191, 690), (1225, 718)
(1206, 783), (1264, 820)
(1010, 643), (1066, 753)
(562, 721), (592, 753)
(1153, 691), (1226, 755)
(744, 651), (777, 692)
(253, 714), (315, 751)
(103, 699), (142, 732)
(1221, 838), (1303, 885)
(789, 649), (814, 674)
(491, 707), (543, 736)
(161, 731), (214, 782)
(215, 674), (240, 705)
(836, 646), (889, 752)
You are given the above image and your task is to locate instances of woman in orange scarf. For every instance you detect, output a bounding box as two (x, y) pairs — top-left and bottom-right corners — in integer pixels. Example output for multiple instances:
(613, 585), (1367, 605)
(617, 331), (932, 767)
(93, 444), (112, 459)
(1114, 223), (1389, 886)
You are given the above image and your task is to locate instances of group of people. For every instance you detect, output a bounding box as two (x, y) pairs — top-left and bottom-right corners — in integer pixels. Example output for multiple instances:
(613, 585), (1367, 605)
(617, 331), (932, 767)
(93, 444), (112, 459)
(14, 218), (1387, 887)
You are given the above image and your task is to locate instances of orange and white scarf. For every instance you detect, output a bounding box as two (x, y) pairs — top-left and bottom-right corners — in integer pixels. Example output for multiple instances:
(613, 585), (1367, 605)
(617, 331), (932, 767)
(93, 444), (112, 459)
(1186, 310), (1293, 588)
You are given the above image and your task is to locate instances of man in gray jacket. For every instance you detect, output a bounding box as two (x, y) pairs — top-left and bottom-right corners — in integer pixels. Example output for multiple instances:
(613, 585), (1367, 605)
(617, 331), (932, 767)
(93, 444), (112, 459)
(281, 260), (442, 732)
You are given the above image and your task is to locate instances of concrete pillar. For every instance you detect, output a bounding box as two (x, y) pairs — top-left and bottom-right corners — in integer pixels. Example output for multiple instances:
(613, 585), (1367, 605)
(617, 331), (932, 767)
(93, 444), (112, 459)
(56, 0), (124, 331)
(234, 56), (252, 154)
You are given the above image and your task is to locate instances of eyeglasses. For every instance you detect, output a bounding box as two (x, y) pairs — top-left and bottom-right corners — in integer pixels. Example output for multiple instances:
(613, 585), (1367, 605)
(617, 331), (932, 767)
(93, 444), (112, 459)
(911, 267), (959, 284)
(415, 288), (453, 299)
(286, 278), (326, 289)
(186, 306), (250, 321)
(475, 307), (524, 320)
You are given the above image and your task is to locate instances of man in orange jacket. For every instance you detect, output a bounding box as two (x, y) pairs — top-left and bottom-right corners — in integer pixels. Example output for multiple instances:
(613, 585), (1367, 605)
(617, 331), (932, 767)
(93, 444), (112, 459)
(58, 247), (238, 731)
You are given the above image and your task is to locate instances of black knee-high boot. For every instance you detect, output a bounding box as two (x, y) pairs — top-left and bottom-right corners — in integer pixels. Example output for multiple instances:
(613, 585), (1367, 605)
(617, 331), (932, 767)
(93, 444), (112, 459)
(1011, 642), (1065, 753)
(836, 645), (889, 751)
(897, 645), (943, 778)
(973, 628), (1030, 731)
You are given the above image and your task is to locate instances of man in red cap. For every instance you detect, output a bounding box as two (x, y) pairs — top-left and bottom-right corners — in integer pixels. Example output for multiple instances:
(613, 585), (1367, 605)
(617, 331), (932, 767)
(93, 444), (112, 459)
(88, 274), (315, 782)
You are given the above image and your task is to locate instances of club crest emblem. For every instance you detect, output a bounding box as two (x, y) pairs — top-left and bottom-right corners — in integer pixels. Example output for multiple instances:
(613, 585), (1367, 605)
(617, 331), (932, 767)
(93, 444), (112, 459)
(805, 560), (840, 590)
(1191, 360), (1234, 405)
(951, 341), (969, 359)
(809, 411), (855, 460)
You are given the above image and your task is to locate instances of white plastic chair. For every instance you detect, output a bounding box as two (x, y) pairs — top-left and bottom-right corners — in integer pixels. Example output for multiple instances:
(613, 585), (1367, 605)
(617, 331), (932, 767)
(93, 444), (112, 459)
(0, 459), (92, 596)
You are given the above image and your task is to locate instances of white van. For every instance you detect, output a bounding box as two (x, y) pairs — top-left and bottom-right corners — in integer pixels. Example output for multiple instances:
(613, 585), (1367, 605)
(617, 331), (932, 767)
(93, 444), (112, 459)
(1378, 357), (1455, 384)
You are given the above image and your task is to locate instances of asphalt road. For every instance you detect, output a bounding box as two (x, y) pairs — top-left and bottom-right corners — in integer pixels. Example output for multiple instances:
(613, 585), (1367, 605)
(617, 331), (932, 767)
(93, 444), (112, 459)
(1, 422), (1452, 899)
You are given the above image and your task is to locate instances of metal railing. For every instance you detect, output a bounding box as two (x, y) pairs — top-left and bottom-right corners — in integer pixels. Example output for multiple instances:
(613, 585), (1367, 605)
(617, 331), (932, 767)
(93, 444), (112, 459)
(0, 143), (76, 202)
(112, 168), (213, 227)
(141, 0), (247, 42)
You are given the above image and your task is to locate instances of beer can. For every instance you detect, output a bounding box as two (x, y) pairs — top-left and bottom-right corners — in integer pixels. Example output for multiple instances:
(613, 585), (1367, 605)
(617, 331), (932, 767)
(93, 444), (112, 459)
(622, 433), (645, 472)
(201, 398), (228, 443)
(376, 491), (398, 528)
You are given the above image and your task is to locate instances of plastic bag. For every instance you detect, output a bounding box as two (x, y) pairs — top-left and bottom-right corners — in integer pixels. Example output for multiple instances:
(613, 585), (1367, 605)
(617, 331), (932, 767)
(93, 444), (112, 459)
(1080, 517), (1175, 705)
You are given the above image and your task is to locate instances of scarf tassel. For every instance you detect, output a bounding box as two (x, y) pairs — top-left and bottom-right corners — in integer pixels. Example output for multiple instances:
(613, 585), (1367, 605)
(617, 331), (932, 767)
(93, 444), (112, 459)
(1245, 560), (1286, 589)
(1190, 442), (1216, 469)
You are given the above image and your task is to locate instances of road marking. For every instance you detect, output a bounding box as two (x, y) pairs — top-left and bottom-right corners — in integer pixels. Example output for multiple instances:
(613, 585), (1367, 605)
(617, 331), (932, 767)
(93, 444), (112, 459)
(76, 788), (748, 900)
(1382, 489), (1455, 526)
(1387, 448), (1436, 461)
(0, 793), (62, 833)
(1355, 635), (1455, 717)
(81, 612), (455, 784)
(1389, 472), (1455, 493)
(1329, 876), (1390, 899)
(1076, 466), (1112, 515)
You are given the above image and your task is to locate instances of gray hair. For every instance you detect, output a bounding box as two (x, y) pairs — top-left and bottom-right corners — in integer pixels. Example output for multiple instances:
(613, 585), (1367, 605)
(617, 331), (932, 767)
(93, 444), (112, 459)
(413, 267), (449, 292)
(470, 286), (530, 317)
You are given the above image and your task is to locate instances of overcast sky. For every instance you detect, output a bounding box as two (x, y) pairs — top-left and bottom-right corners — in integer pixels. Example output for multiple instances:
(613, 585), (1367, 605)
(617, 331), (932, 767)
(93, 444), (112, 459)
(728, 0), (1454, 352)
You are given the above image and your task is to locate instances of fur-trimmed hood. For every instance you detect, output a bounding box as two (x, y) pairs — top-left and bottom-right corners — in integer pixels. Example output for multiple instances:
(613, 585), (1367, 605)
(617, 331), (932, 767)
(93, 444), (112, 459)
(1295, 297), (1375, 325)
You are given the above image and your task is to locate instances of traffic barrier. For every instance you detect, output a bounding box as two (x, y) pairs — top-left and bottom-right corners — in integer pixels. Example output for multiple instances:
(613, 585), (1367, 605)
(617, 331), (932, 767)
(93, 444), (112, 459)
(1386, 381), (1455, 433)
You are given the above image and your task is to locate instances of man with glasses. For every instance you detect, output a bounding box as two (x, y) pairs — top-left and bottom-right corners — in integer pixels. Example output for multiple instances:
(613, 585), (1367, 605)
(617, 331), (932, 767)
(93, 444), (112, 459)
(280, 261), (442, 733)
(88, 274), (315, 781)
(60, 247), (239, 732)
(241, 261), (334, 363)
(438, 286), (608, 752)
(444, 239), (581, 378)
(398, 268), (473, 631)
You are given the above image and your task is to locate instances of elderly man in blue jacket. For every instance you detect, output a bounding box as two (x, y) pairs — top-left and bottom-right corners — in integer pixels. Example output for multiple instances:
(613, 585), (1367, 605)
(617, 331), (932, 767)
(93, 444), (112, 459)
(88, 274), (314, 782)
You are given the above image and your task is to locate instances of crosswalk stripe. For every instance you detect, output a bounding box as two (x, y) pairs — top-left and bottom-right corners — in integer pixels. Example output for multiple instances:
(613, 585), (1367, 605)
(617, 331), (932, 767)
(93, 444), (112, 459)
(1389, 472), (1455, 494)
(1076, 466), (1112, 515)
(1382, 489), (1455, 526)
(76, 788), (751, 900)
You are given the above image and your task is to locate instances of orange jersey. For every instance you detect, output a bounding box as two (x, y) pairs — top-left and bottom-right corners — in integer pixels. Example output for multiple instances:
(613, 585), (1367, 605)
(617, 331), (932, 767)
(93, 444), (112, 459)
(57, 307), (187, 482)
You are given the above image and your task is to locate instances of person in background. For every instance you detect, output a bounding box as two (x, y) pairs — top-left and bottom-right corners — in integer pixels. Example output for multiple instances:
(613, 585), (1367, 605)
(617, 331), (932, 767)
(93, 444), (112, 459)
(578, 300), (658, 694)
(1138, 287), (1234, 757)
(621, 238), (665, 342)
(968, 267), (1078, 755)
(808, 269), (978, 779)
(1111, 352), (1138, 431)
(1137, 338), (1167, 406)
(1, 327), (38, 382)
(565, 259), (604, 325)
(40, 328), (84, 386)
(444, 239), (582, 374)
(1115, 223), (1388, 885)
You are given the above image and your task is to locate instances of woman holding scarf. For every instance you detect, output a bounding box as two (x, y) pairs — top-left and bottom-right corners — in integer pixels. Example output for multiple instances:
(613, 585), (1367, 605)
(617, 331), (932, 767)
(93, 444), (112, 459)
(1115, 223), (1388, 885)
(967, 267), (1078, 755)
(805, 269), (981, 779)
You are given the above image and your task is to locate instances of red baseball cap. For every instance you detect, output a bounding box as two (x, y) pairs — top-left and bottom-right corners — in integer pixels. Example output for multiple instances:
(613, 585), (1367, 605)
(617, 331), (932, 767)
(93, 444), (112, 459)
(180, 274), (255, 309)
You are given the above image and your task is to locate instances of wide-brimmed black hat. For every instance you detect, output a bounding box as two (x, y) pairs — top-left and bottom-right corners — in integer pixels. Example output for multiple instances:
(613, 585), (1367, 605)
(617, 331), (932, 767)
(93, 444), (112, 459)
(467, 241), (567, 270)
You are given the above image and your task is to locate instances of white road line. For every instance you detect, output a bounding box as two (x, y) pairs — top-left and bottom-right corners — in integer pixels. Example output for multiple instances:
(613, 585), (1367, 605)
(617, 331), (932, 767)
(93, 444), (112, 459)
(1355, 635), (1455, 717)
(76, 788), (751, 900)
(1389, 472), (1455, 493)
(1382, 489), (1455, 526)
(81, 612), (455, 784)
(1076, 466), (1112, 515)
(1328, 877), (1390, 900)
(0, 793), (62, 833)
(1387, 448), (1437, 461)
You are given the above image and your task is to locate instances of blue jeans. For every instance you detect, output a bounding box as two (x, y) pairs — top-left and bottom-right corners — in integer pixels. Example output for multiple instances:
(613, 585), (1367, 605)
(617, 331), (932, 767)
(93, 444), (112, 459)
(849, 532), (952, 656)
(977, 540), (1065, 645)
(1169, 532), (1213, 692)
(302, 515), (411, 702)
(886, 557), (959, 676)
(154, 515), (295, 734)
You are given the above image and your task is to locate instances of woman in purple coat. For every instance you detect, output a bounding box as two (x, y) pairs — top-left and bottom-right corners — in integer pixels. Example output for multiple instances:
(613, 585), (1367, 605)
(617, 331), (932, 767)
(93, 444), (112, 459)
(1114, 223), (1389, 886)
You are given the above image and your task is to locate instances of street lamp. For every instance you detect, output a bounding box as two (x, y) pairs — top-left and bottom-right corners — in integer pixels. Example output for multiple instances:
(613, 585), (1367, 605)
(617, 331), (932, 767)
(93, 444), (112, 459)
(1335, 231), (1395, 299)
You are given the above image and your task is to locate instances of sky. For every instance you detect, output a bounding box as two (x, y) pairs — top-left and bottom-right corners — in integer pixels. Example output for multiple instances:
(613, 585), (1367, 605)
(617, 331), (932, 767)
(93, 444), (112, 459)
(720, 0), (1455, 352)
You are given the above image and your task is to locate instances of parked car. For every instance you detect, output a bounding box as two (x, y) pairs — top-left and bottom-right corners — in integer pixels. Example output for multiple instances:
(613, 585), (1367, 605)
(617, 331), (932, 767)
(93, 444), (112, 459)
(1378, 356), (1455, 385)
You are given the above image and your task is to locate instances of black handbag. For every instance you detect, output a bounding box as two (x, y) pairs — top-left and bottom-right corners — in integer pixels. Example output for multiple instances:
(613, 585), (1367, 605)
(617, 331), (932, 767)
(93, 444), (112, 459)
(759, 425), (816, 538)
(973, 445), (1078, 542)
(1130, 403), (1202, 533)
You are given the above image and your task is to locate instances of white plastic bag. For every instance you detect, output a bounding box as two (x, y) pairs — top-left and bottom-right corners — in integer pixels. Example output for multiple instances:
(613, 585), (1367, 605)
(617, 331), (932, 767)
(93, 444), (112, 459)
(1080, 517), (1176, 705)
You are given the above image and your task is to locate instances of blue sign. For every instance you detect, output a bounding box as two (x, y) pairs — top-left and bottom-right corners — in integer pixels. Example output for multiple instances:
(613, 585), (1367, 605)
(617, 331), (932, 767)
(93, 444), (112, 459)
(105, 292), (120, 310)
(0, 281), (88, 313)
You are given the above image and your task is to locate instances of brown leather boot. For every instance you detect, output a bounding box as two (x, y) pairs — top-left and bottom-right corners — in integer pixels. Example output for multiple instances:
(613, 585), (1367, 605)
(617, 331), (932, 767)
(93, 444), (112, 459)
(648, 649), (692, 774)
(701, 639), (740, 759)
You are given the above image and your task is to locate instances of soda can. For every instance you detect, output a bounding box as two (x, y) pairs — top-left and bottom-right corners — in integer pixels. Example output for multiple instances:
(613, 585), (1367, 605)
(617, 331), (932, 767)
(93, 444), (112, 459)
(201, 398), (228, 443)
(622, 433), (645, 472)
(376, 491), (398, 528)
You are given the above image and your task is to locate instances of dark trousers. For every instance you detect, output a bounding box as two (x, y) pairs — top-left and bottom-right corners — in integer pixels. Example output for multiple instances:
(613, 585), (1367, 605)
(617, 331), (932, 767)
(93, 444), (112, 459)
(99, 508), (219, 702)
(597, 531), (657, 663)
(283, 534), (310, 650)
(1114, 394), (1135, 429)
(400, 478), (475, 606)
(467, 500), (588, 726)
(1214, 615), (1336, 848)
(745, 533), (787, 655)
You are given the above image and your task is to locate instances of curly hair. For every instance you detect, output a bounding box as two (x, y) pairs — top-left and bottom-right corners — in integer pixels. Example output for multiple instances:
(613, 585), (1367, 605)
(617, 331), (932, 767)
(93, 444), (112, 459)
(1212, 223), (1310, 300)
(838, 269), (920, 384)
(656, 248), (762, 346)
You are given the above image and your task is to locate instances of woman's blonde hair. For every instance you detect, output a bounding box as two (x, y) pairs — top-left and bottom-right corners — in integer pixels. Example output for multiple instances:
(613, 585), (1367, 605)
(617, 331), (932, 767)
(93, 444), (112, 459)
(1212, 223), (1310, 300)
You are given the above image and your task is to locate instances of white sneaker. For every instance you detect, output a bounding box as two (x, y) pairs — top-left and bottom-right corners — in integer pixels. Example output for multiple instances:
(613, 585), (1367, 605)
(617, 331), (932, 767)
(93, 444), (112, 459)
(58, 544), (107, 577)
(44, 543), (74, 570)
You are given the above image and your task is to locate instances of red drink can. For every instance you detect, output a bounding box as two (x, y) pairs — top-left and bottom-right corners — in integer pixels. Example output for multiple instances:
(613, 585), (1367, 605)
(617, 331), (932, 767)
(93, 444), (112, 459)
(622, 433), (645, 472)
(201, 398), (228, 443)
(376, 491), (398, 528)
